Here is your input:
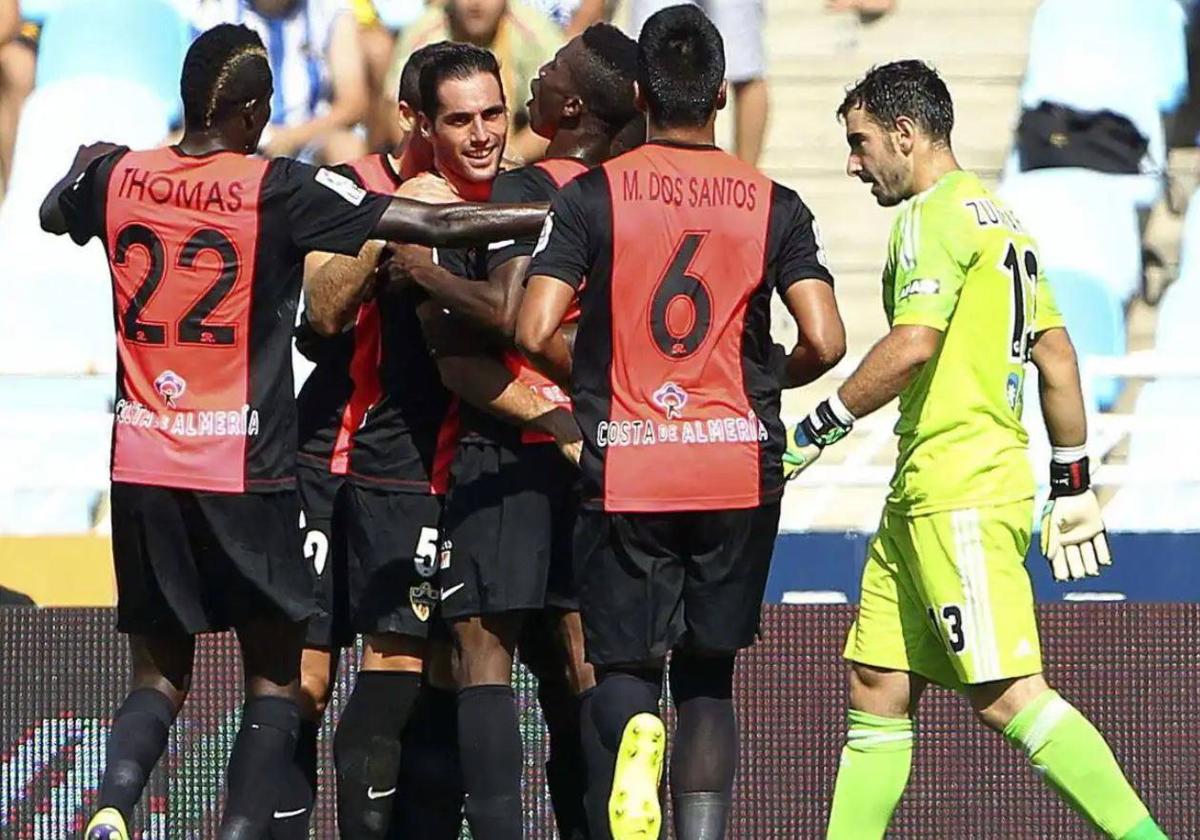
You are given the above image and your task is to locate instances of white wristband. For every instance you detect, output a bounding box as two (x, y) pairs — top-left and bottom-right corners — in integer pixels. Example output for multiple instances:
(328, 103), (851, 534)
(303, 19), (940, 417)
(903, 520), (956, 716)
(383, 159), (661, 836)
(828, 391), (857, 426)
(1051, 444), (1088, 464)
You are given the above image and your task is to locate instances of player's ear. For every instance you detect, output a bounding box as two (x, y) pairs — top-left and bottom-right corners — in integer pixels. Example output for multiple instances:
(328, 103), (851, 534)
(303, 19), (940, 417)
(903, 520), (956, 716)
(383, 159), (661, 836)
(398, 101), (417, 137)
(715, 79), (728, 112)
(894, 115), (918, 155)
(418, 112), (434, 141)
(633, 81), (648, 114)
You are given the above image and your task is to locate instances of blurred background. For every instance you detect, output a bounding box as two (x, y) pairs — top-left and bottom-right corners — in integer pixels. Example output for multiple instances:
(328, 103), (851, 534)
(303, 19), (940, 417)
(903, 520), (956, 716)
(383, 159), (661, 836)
(0, 0), (1197, 607)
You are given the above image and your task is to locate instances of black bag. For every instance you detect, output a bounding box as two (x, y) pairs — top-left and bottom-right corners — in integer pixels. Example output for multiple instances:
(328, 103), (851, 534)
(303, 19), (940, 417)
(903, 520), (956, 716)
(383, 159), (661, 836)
(1016, 101), (1149, 175)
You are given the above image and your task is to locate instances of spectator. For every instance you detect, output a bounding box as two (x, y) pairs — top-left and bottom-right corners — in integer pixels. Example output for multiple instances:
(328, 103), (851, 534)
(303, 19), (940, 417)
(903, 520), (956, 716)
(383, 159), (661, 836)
(386, 0), (561, 161)
(1013, 0), (1188, 211)
(629, 0), (767, 164)
(528, 0), (607, 37)
(824, 0), (894, 20)
(353, 0), (422, 151)
(0, 0), (37, 197)
(188, 0), (370, 163)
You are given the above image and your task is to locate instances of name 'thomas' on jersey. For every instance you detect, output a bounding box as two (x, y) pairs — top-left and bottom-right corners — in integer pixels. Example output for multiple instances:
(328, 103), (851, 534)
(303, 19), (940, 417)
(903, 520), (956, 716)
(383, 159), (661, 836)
(528, 140), (832, 512)
(58, 146), (392, 493)
(883, 169), (1065, 515)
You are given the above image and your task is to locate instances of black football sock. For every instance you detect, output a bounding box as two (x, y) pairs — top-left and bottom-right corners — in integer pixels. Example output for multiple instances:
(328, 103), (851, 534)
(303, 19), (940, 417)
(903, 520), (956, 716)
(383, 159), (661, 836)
(390, 684), (463, 839)
(334, 670), (422, 839)
(458, 684), (523, 840)
(583, 669), (662, 840)
(96, 687), (177, 819)
(539, 677), (590, 840)
(219, 696), (300, 840)
(267, 717), (320, 840)
(669, 653), (737, 840)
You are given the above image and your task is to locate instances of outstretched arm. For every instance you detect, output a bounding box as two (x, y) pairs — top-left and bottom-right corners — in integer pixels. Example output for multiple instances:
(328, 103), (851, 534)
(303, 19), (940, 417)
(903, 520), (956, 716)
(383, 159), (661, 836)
(371, 199), (547, 248)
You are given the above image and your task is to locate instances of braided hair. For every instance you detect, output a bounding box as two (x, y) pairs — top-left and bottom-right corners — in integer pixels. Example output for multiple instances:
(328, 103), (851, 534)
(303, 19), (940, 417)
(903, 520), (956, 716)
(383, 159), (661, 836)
(181, 24), (272, 131)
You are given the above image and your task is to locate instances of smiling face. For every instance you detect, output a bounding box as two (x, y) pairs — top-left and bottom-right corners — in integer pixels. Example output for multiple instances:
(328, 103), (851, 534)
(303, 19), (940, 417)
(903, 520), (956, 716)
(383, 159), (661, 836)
(422, 71), (507, 190)
(843, 104), (914, 207)
(528, 39), (584, 140)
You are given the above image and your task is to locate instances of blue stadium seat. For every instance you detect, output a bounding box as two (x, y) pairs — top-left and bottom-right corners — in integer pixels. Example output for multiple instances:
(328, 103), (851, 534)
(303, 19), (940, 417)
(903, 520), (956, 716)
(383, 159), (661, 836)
(1045, 269), (1126, 410)
(1104, 379), (1200, 531)
(34, 0), (188, 125)
(0, 376), (110, 534)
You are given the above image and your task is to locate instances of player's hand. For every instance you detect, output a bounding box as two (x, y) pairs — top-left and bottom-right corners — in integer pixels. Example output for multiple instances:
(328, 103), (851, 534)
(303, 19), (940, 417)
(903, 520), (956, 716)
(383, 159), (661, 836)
(1039, 456), (1112, 582)
(783, 398), (853, 481)
(381, 243), (430, 290)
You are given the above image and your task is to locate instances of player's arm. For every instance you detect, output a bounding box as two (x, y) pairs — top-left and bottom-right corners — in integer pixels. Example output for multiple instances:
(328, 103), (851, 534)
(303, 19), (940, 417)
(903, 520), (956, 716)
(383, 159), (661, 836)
(515, 277), (575, 388)
(39, 142), (124, 236)
(516, 178), (594, 387)
(385, 246), (524, 337)
(1030, 299), (1110, 580)
(771, 191), (846, 386)
(420, 305), (582, 462)
(371, 197), (547, 248)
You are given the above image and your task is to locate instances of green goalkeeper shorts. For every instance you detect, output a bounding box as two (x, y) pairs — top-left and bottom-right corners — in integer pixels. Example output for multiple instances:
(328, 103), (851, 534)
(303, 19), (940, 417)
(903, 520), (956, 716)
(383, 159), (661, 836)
(844, 500), (1043, 689)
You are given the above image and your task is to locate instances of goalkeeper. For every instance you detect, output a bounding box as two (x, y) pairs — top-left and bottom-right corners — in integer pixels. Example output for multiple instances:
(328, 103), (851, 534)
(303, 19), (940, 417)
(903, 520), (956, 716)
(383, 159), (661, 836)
(787, 60), (1166, 840)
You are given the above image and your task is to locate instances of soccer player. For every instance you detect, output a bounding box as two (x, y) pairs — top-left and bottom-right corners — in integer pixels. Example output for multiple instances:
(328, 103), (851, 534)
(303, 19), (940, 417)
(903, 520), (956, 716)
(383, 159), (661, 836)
(388, 23), (641, 840)
(37, 24), (545, 840)
(278, 41), (463, 840)
(517, 7), (845, 839)
(781, 60), (1166, 840)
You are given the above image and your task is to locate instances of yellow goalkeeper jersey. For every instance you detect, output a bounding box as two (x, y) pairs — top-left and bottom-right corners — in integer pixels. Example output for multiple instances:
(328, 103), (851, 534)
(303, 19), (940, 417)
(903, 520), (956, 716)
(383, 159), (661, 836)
(882, 169), (1065, 515)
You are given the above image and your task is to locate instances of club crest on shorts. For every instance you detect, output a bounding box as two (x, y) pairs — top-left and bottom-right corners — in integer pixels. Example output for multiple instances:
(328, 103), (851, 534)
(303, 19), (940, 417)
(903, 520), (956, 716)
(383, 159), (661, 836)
(409, 582), (437, 622)
(652, 382), (688, 419)
(153, 370), (187, 408)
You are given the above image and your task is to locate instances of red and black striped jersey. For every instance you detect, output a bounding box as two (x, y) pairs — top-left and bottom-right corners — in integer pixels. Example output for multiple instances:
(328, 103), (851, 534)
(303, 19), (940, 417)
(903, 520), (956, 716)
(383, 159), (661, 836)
(527, 140), (833, 512)
(295, 153), (458, 494)
(437, 157), (588, 448)
(58, 146), (392, 493)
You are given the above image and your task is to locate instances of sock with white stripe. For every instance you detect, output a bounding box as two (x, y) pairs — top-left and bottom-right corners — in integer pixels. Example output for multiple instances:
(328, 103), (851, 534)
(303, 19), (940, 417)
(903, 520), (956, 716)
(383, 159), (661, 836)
(824, 710), (913, 840)
(1003, 690), (1164, 839)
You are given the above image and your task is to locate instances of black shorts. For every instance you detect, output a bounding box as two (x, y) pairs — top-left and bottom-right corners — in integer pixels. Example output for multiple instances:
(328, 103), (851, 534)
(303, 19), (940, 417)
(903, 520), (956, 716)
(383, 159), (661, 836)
(575, 502), (781, 667)
(438, 442), (579, 621)
(342, 484), (443, 639)
(110, 482), (314, 636)
(296, 463), (351, 648)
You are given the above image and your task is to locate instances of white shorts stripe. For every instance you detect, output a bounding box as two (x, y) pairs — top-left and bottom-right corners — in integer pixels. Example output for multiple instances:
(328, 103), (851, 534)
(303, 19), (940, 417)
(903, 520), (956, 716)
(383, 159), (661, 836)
(951, 509), (1001, 682)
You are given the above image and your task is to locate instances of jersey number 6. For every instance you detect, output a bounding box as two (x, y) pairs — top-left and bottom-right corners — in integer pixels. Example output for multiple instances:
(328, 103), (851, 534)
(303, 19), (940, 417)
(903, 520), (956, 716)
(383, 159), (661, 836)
(115, 223), (240, 347)
(650, 232), (713, 359)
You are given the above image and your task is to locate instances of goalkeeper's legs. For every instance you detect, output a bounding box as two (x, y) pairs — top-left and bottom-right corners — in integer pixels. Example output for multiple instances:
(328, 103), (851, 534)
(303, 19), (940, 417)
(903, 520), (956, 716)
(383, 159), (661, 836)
(968, 674), (1166, 840)
(825, 663), (924, 840)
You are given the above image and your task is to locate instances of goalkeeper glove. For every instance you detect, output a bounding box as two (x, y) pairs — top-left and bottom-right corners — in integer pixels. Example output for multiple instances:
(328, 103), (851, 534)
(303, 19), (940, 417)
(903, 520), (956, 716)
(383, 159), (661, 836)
(783, 397), (854, 481)
(1039, 453), (1112, 582)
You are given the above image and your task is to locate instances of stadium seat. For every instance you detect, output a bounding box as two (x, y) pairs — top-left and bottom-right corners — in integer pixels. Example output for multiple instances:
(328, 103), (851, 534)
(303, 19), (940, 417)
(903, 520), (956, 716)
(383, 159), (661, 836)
(1044, 269), (1126, 410)
(1152, 281), (1200, 352)
(34, 0), (188, 126)
(999, 168), (1142, 304)
(1103, 379), (1200, 531)
(0, 376), (111, 534)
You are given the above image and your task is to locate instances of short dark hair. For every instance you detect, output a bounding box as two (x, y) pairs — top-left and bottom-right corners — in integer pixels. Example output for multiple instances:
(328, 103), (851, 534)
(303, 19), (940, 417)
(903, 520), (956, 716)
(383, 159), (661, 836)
(575, 23), (639, 132)
(181, 24), (272, 130)
(637, 4), (725, 128)
(417, 42), (504, 119)
(837, 60), (954, 145)
(398, 41), (458, 111)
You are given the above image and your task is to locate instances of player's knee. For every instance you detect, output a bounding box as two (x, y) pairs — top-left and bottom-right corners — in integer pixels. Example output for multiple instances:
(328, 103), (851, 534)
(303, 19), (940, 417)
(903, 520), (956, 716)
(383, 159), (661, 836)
(361, 633), (425, 673)
(848, 663), (914, 718)
(968, 673), (1051, 732)
(451, 616), (517, 687)
(299, 668), (333, 719)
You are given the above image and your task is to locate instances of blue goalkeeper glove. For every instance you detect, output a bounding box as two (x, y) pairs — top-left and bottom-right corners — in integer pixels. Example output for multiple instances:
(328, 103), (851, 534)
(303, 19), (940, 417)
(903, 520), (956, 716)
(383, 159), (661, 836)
(784, 398), (854, 481)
